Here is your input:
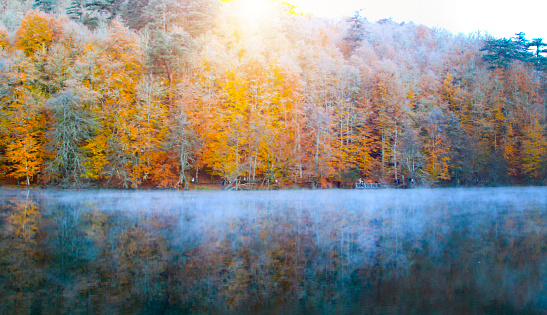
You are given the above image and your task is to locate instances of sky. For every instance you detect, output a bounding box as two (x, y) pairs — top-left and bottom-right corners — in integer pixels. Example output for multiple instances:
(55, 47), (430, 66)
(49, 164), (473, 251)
(288, 0), (547, 40)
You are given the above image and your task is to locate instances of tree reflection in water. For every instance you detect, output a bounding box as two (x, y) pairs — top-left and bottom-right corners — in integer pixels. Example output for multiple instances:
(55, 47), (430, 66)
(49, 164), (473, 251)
(0, 187), (546, 314)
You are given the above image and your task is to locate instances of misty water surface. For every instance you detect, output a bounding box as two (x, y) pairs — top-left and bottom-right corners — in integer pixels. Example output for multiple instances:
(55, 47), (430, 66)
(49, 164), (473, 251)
(1, 187), (547, 314)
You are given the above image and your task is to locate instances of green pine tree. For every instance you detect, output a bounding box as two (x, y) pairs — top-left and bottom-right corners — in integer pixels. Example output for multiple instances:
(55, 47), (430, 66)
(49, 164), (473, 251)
(511, 32), (532, 62)
(343, 10), (367, 55)
(33, 0), (57, 13)
(528, 38), (547, 71)
(85, 0), (123, 21)
(480, 37), (517, 69)
(121, 0), (151, 30)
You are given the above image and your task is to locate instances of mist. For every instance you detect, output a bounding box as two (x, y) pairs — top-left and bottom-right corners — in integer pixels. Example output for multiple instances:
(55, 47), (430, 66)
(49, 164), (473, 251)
(1, 187), (546, 313)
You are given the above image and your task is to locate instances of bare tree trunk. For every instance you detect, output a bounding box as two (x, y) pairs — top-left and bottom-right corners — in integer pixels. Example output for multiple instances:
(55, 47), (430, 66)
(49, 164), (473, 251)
(393, 121), (398, 184)
(381, 129), (386, 181)
(163, 60), (173, 109)
(168, 70), (173, 109)
(315, 128), (320, 178)
(235, 131), (240, 190)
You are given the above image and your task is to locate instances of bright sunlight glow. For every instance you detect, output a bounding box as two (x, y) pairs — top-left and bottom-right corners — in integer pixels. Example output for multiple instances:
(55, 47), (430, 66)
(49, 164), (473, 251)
(237, 0), (274, 22)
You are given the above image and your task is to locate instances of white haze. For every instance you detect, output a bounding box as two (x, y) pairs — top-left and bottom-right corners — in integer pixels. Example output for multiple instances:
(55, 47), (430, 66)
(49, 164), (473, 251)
(290, 0), (547, 41)
(2, 186), (547, 307)
(2, 187), (546, 250)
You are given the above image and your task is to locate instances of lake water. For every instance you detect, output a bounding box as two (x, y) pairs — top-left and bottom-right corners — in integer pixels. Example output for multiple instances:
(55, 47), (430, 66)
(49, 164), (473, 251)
(1, 187), (546, 314)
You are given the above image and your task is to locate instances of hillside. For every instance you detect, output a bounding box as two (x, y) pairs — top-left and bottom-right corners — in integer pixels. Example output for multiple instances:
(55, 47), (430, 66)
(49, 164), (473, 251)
(0, 0), (546, 188)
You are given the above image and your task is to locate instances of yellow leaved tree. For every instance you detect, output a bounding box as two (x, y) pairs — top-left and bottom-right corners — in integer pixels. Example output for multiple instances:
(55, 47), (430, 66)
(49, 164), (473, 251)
(15, 10), (54, 57)
(8, 192), (41, 243)
(0, 64), (46, 185)
(422, 108), (451, 184)
(95, 21), (146, 188)
(4, 133), (43, 186)
(521, 119), (547, 182)
(0, 28), (10, 50)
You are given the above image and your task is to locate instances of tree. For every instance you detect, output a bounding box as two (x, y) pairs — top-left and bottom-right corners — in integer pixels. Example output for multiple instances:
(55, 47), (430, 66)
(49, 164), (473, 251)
(145, 29), (191, 109)
(398, 122), (422, 183)
(299, 50), (341, 184)
(4, 133), (43, 185)
(343, 10), (366, 56)
(121, 0), (151, 30)
(528, 38), (547, 59)
(66, 0), (98, 29)
(15, 10), (54, 57)
(367, 63), (405, 183)
(527, 38), (547, 71)
(441, 72), (457, 112)
(178, 0), (219, 37)
(422, 108), (452, 183)
(201, 70), (250, 187)
(0, 28), (10, 50)
(1, 57), (46, 186)
(143, 0), (182, 31)
(521, 119), (547, 182)
(85, 0), (124, 21)
(2, 5), (547, 189)
(164, 105), (197, 189)
(33, 0), (57, 13)
(480, 37), (517, 69)
(511, 32), (531, 62)
(482, 33), (547, 71)
(502, 123), (521, 181)
(45, 87), (98, 187)
(92, 21), (144, 187)
(125, 74), (169, 188)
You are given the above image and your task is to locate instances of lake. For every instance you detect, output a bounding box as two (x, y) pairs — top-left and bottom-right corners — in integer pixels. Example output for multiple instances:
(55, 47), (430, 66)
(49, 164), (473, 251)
(1, 187), (546, 314)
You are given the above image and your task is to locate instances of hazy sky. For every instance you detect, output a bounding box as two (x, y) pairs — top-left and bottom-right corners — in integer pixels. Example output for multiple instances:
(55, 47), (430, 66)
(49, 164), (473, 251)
(289, 0), (547, 40)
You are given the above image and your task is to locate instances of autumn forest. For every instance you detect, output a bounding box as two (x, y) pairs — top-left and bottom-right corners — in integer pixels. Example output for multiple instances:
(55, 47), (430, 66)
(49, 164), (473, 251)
(1, 0), (547, 189)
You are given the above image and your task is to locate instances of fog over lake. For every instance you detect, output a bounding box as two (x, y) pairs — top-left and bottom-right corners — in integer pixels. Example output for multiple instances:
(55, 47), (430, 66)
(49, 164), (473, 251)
(1, 187), (546, 314)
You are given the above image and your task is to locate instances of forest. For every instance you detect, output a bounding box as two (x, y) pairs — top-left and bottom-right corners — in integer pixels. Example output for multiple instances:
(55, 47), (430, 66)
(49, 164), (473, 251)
(0, 0), (546, 189)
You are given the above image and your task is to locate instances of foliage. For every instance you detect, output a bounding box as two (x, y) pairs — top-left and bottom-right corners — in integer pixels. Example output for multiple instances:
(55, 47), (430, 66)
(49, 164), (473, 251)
(15, 10), (55, 57)
(45, 87), (98, 187)
(1, 4), (546, 188)
(0, 28), (10, 50)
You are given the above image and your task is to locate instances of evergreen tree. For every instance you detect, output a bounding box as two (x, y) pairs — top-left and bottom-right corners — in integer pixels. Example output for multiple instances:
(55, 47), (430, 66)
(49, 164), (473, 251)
(480, 37), (517, 69)
(511, 32), (532, 62)
(66, 0), (99, 28)
(528, 38), (547, 71)
(33, 0), (57, 13)
(121, 0), (151, 30)
(66, 0), (85, 21)
(343, 10), (366, 55)
(85, 0), (123, 21)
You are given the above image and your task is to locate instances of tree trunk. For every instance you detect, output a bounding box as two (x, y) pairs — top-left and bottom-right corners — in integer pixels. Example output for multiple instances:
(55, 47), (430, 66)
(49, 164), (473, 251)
(168, 70), (173, 109)
(381, 129), (386, 181)
(393, 121), (398, 184)
(163, 60), (173, 109)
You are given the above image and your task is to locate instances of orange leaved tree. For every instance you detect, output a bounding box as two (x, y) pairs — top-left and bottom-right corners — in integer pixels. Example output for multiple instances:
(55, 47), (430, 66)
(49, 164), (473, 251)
(521, 119), (547, 182)
(15, 10), (55, 57)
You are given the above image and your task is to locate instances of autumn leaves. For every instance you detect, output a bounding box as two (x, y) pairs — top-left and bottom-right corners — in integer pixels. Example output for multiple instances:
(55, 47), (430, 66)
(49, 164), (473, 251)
(0, 9), (304, 188)
(0, 5), (546, 188)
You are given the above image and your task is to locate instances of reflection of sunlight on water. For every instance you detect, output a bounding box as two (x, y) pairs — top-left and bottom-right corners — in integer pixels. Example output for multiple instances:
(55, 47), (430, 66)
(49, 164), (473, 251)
(0, 187), (546, 313)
